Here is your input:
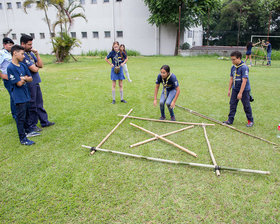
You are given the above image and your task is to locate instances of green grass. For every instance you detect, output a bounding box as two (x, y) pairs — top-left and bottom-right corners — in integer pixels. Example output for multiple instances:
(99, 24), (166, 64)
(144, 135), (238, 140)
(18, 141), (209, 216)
(0, 55), (280, 223)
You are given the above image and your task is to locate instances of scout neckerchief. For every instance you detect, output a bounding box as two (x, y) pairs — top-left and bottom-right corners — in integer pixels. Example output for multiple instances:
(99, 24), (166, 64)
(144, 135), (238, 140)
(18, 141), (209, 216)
(113, 51), (120, 67)
(163, 73), (171, 98)
(26, 51), (36, 64)
(233, 62), (244, 87)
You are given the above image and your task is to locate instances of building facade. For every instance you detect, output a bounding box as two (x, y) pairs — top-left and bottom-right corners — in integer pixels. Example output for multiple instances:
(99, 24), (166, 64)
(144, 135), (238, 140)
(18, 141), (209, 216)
(0, 0), (203, 55)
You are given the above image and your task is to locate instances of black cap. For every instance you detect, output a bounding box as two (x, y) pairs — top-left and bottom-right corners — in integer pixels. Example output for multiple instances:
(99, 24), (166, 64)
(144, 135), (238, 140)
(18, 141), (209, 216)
(3, 37), (14, 44)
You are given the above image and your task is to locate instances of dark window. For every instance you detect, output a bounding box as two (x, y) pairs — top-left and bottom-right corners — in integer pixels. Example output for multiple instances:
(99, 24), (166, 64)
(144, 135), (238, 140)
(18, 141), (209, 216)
(0, 3), (2, 9)
(30, 33), (35, 39)
(104, 0), (109, 2)
(82, 32), (87, 38)
(7, 2), (12, 9)
(104, 31), (111, 38)
(51, 33), (55, 37)
(40, 33), (45, 39)
(92, 31), (99, 38)
(71, 32), (76, 38)
(91, 0), (97, 3)
(116, 0), (122, 2)
(116, 31), (123, 38)
(80, 0), (85, 4)
(26, 4), (31, 8)
(16, 2), (22, 8)
(12, 33), (17, 40)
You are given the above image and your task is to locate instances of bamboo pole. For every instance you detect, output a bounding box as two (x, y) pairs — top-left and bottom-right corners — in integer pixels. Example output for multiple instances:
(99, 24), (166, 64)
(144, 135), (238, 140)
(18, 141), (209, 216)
(118, 115), (215, 126)
(176, 104), (279, 147)
(82, 145), (270, 175)
(130, 125), (194, 148)
(202, 125), (220, 176)
(91, 108), (133, 155)
(130, 123), (197, 158)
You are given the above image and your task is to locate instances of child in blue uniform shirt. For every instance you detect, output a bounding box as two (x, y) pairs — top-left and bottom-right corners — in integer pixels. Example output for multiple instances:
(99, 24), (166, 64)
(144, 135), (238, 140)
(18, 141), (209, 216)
(154, 65), (180, 121)
(263, 40), (272, 66)
(7, 45), (35, 145)
(224, 51), (254, 127)
(105, 41), (128, 104)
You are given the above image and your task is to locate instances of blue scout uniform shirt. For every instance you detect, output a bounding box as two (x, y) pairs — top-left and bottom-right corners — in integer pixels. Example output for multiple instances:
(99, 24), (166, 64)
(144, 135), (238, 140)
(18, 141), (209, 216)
(106, 51), (126, 66)
(0, 49), (12, 85)
(230, 61), (251, 91)
(22, 52), (41, 84)
(7, 62), (31, 104)
(267, 43), (272, 53)
(156, 73), (179, 91)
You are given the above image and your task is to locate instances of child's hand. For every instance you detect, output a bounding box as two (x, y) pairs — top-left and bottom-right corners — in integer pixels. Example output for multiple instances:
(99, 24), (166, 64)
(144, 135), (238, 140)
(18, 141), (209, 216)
(111, 64), (114, 68)
(153, 99), (157, 107)
(170, 101), (175, 109)
(227, 90), (231, 97)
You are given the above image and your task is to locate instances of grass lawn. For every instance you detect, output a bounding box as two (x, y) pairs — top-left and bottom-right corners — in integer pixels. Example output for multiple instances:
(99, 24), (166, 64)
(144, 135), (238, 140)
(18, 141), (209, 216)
(0, 55), (279, 223)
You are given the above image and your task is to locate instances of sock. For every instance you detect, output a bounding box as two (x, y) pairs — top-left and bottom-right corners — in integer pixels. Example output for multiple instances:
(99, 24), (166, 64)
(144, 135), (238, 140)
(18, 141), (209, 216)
(120, 90), (123, 100)
(112, 90), (115, 101)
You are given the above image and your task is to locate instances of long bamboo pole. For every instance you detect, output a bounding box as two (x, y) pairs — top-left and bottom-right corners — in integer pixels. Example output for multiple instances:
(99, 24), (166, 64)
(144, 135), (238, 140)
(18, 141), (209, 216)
(202, 125), (220, 176)
(91, 108), (133, 155)
(118, 115), (214, 126)
(130, 125), (194, 148)
(176, 104), (279, 147)
(130, 123), (197, 158)
(82, 145), (270, 175)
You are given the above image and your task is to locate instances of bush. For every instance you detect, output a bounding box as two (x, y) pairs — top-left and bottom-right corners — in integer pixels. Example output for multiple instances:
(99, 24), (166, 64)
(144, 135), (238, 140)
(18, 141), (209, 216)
(180, 42), (190, 50)
(126, 49), (140, 56)
(81, 49), (140, 57)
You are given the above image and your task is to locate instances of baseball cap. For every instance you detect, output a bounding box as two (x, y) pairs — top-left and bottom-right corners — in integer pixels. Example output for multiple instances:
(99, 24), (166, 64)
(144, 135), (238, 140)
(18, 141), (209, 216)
(3, 37), (14, 44)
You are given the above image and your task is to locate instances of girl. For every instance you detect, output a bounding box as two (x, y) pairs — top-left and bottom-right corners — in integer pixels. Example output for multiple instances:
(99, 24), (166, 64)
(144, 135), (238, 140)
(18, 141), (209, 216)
(153, 65), (180, 121)
(245, 41), (260, 66)
(120, 44), (132, 82)
(105, 41), (128, 104)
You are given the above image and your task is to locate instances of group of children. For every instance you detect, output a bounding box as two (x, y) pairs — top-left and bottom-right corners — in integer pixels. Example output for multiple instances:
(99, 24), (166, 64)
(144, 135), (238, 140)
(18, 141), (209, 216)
(245, 40), (272, 66)
(0, 35), (54, 146)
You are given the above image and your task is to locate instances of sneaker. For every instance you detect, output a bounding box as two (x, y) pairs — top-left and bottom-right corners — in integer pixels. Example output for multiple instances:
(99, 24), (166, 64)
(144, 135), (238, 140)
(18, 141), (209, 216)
(20, 138), (35, 145)
(128, 79), (132, 82)
(121, 100), (127, 103)
(26, 131), (41, 137)
(246, 121), (254, 127)
(171, 116), (176, 121)
(112, 100), (116, 104)
(159, 116), (166, 120)
(41, 122), (55, 128)
(223, 120), (233, 125)
(33, 126), (42, 132)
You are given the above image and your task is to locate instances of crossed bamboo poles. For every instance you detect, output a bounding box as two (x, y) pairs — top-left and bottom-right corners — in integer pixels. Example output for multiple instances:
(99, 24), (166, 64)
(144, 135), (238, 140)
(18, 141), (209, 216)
(82, 108), (270, 176)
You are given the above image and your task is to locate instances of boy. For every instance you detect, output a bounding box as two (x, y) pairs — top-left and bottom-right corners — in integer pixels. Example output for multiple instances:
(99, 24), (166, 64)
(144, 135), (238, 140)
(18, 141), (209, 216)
(154, 65), (180, 121)
(7, 45), (35, 145)
(263, 40), (272, 66)
(223, 51), (254, 127)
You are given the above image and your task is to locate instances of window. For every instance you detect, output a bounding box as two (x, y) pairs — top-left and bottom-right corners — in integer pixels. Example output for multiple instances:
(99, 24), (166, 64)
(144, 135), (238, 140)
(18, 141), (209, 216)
(188, 30), (193, 38)
(92, 31), (99, 38)
(71, 32), (76, 38)
(26, 4), (31, 8)
(116, 31), (123, 38)
(80, 0), (85, 4)
(104, 31), (111, 38)
(104, 0), (109, 2)
(12, 33), (17, 40)
(7, 2), (12, 9)
(51, 33), (55, 37)
(40, 33), (45, 39)
(91, 0), (97, 3)
(16, 2), (21, 8)
(116, 0), (122, 2)
(30, 33), (35, 39)
(81, 32), (87, 38)
(0, 3), (2, 9)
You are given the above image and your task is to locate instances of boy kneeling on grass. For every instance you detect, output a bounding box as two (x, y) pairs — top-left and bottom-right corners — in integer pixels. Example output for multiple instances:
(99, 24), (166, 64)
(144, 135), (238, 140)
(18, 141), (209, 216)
(8, 45), (35, 145)
(154, 65), (180, 121)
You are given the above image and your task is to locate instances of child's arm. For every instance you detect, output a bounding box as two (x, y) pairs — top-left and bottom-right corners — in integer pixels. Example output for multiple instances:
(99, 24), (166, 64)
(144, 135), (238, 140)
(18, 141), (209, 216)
(0, 71), (8, 80)
(153, 84), (160, 106)
(228, 77), (233, 97)
(105, 57), (114, 68)
(237, 78), (247, 100)
(170, 86), (180, 109)
(23, 75), (33, 82)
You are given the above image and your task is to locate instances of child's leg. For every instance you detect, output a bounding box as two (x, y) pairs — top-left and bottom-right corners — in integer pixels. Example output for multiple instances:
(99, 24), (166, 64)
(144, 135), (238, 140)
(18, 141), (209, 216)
(159, 90), (166, 118)
(165, 89), (176, 118)
(112, 80), (116, 100)
(245, 55), (248, 63)
(249, 55), (252, 65)
(119, 80), (124, 100)
(123, 64), (132, 81)
(15, 103), (28, 142)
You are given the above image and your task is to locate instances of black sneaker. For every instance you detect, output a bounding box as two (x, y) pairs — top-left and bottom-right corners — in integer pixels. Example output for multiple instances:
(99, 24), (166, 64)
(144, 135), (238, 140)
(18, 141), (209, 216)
(223, 120), (232, 125)
(121, 100), (127, 103)
(20, 138), (35, 145)
(26, 131), (41, 137)
(159, 116), (166, 120)
(171, 116), (176, 121)
(246, 121), (254, 127)
(112, 100), (116, 104)
(41, 122), (55, 128)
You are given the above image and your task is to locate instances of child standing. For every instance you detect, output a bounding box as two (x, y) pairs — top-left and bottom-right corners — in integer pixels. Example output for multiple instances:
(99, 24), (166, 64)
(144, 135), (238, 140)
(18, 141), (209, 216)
(153, 65), (180, 121)
(7, 45), (35, 145)
(120, 44), (132, 82)
(105, 41), (128, 104)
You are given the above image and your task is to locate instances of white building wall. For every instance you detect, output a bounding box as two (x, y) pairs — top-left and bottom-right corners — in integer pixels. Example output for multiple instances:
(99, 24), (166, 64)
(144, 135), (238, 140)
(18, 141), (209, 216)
(0, 0), (203, 55)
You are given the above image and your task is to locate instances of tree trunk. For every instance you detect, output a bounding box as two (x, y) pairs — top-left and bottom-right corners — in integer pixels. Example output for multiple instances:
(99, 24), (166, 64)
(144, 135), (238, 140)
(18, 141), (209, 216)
(174, 28), (179, 56)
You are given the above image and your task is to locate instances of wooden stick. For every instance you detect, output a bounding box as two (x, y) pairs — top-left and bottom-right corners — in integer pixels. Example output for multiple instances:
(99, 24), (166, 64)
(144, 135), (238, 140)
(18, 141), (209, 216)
(118, 115), (215, 126)
(92, 108), (133, 155)
(176, 104), (279, 147)
(82, 145), (270, 175)
(202, 125), (220, 176)
(130, 123), (197, 158)
(130, 125), (194, 148)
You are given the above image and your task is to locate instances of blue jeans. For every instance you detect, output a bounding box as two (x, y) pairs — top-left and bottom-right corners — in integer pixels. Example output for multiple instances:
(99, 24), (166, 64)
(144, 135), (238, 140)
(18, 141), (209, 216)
(160, 89), (176, 118)
(15, 102), (32, 141)
(267, 52), (271, 65)
(3, 80), (17, 119)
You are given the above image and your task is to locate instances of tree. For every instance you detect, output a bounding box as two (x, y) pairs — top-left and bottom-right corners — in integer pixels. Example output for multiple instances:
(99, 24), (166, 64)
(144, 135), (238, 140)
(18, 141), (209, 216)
(143, 0), (219, 55)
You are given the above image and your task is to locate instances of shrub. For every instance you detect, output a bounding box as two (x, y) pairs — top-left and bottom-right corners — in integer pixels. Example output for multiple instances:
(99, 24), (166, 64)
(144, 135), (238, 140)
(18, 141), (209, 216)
(180, 42), (190, 50)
